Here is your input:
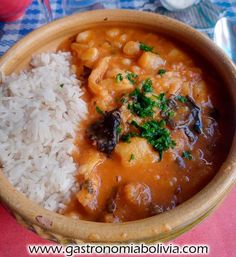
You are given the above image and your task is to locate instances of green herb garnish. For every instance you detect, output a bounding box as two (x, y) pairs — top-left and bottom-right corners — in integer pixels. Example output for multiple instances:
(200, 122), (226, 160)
(116, 126), (122, 134)
(121, 132), (139, 143)
(130, 120), (139, 128)
(142, 78), (153, 93)
(115, 73), (123, 83)
(158, 69), (166, 76)
(125, 71), (138, 85)
(128, 88), (156, 118)
(140, 42), (154, 52)
(122, 119), (176, 160)
(155, 93), (168, 112)
(167, 110), (175, 118)
(95, 106), (104, 115)
(123, 120), (175, 160)
(182, 151), (193, 160)
(175, 95), (187, 103)
(59, 84), (64, 88)
(129, 153), (135, 162)
(140, 120), (176, 160)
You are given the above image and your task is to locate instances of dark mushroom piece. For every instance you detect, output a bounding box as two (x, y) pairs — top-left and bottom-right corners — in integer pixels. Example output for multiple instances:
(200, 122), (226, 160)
(209, 107), (220, 120)
(162, 95), (203, 143)
(186, 96), (203, 134)
(87, 109), (121, 156)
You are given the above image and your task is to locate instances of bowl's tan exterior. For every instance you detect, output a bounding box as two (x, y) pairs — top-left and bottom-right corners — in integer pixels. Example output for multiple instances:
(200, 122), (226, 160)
(0, 10), (236, 243)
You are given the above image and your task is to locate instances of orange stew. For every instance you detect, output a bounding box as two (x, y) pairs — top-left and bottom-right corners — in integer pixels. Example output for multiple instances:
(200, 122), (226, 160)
(59, 26), (233, 222)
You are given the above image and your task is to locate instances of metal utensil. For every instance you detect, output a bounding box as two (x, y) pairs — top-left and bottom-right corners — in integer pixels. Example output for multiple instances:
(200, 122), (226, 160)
(214, 17), (236, 63)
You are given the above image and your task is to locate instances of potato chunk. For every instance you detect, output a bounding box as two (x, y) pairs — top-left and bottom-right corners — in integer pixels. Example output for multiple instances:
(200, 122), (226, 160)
(106, 28), (120, 38)
(80, 47), (99, 62)
(123, 182), (151, 207)
(76, 30), (93, 43)
(71, 43), (88, 56)
(123, 41), (140, 56)
(168, 48), (189, 62)
(138, 52), (165, 70)
(115, 138), (158, 167)
(88, 56), (111, 94)
(99, 78), (134, 93)
(76, 174), (101, 214)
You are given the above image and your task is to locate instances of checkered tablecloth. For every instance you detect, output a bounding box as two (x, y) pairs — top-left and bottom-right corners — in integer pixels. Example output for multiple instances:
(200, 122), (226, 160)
(0, 0), (236, 56)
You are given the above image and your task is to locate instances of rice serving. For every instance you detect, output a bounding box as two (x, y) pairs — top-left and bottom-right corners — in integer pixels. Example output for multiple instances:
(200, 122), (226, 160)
(0, 52), (87, 211)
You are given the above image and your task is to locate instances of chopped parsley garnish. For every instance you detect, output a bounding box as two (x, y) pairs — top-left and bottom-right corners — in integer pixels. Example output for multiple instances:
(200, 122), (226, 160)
(158, 69), (166, 76)
(115, 73), (123, 83)
(128, 88), (156, 118)
(121, 132), (139, 143)
(116, 126), (122, 134)
(130, 120), (139, 128)
(155, 93), (168, 112)
(182, 151), (193, 160)
(176, 95), (187, 103)
(122, 120), (175, 160)
(139, 120), (176, 160)
(125, 71), (138, 85)
(167, 110), (175, 118)
(95, 106), (104, 115)
(140, 42), (154, 52)
(59, 84), (64, 88)
(129, 153), (135, 162)
(142, 78), (153, 93)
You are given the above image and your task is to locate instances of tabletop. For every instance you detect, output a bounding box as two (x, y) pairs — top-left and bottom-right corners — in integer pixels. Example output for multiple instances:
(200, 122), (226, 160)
(0, 1), (236, 257)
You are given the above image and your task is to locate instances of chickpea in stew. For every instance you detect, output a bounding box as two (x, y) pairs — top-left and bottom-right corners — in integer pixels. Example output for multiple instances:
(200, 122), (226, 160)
(59, 26), (233, 222)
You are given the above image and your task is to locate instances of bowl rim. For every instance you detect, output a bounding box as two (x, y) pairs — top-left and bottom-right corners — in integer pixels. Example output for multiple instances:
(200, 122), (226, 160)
(0, 9), (236, 243)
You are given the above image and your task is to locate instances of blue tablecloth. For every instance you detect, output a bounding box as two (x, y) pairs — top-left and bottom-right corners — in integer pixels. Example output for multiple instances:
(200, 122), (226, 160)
(0, 0), (236, 56)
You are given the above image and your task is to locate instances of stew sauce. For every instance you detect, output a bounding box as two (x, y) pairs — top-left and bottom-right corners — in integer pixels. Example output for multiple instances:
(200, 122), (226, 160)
(59, 26), (233, 222)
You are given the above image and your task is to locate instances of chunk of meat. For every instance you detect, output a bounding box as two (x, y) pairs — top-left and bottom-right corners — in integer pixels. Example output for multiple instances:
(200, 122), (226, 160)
(78, 149), (105, 178)
(159, 71), (182, 96)
(138, 52), (165, 70)
(88, 56), (111, 94)
(123, 182), (151, 207)
(115, 138), (158, 167)
(91, 89), (115, 112)
(76, 174), (101, 214)
(193, 80), (208, 104)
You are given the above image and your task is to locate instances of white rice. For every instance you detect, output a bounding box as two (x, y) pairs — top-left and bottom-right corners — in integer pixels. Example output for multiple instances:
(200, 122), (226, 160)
(0, 52), (87, 211)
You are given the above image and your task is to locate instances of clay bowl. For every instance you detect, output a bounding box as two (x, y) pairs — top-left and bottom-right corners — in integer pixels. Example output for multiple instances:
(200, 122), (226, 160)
(0, 9), (236, 243)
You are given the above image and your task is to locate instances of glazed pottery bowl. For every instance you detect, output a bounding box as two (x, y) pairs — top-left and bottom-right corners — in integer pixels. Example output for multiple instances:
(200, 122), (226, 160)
(0, 10), (236, 243)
